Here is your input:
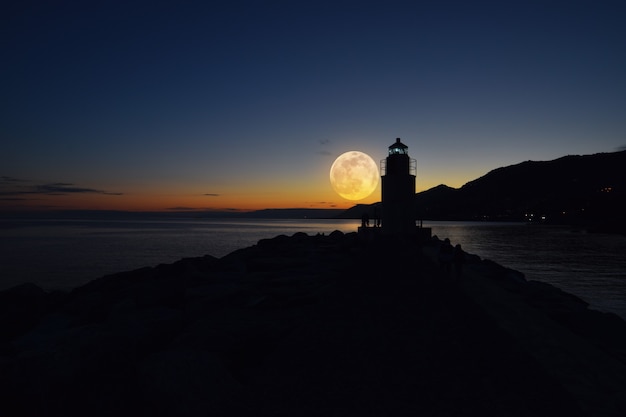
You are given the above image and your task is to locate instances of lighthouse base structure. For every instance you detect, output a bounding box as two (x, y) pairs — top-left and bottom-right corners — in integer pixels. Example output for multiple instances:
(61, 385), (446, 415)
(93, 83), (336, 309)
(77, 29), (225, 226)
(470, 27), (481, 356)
(381, 173), (416, 236)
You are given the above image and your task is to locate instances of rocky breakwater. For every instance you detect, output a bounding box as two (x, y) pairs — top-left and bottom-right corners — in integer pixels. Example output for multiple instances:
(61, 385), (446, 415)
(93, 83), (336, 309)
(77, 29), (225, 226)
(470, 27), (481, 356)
(2, 231), (626, 417)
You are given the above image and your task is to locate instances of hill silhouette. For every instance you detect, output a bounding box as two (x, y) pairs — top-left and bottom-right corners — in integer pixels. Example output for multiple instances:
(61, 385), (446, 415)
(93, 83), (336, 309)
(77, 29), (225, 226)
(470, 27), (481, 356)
(339, 150), (626, 233)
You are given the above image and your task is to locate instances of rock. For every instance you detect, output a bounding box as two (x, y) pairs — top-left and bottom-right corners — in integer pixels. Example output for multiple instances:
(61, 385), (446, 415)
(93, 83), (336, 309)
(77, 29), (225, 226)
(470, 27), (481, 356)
(12, 312), (73, 353)
(138, 349), (245, 417)
(2, 231), (626, 416)
(0, 283), (47, 341)
(107, 306), (184, 354)
(246, 256), (309, 272)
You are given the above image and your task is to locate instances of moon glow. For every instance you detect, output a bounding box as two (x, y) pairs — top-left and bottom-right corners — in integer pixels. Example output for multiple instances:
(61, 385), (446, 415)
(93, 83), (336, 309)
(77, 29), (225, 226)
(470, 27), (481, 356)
(329, 151), (379, 200)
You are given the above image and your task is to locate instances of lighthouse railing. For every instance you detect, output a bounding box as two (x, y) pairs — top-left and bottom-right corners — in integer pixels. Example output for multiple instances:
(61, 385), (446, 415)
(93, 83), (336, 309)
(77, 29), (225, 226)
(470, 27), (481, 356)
(380, 158), (416, 176)
(409, 158), (417, 176)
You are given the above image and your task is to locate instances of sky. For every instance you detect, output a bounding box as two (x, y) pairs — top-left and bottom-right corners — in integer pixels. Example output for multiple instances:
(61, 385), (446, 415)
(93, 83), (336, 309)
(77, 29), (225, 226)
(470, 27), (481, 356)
(2, 0), (625, 212)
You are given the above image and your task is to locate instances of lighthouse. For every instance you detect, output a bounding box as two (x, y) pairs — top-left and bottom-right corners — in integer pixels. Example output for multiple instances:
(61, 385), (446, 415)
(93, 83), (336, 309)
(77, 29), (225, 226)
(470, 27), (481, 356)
(381, 138), (417, 236)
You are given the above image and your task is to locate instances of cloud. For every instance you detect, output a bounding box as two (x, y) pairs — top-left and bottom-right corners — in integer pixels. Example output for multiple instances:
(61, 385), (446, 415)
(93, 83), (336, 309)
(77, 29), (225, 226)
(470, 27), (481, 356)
(0, 177), (123, 197)
(203, 193), (220, 196)
(617, 145), (626, 151)
(37, 183), (107, 194)
(1, 176), (27, 183)
(317, 139), (332, 156)
(166, 207), (200, 211)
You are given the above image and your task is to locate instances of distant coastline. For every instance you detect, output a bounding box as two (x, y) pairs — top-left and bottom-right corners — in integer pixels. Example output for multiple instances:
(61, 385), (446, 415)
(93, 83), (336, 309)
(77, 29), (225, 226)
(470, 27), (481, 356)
(2, 206), (623, 236)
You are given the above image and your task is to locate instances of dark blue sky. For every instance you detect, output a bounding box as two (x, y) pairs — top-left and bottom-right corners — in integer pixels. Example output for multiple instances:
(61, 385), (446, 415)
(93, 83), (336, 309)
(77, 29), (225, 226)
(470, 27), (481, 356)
(2, 0), (625, 211)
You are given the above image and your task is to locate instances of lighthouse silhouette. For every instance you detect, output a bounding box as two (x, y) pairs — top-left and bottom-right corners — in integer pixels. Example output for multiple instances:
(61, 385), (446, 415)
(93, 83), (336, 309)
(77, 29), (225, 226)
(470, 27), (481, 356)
(381, 138), (417, 236)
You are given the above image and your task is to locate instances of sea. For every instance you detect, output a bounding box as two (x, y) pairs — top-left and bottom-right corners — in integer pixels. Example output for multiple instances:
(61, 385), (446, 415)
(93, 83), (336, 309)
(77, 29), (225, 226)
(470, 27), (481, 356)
(1, 218), (625, 320)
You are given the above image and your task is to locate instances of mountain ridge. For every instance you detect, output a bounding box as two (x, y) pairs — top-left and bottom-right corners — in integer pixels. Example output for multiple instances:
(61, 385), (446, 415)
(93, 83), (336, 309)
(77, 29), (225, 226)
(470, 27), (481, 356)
(339, 150), (626, 232)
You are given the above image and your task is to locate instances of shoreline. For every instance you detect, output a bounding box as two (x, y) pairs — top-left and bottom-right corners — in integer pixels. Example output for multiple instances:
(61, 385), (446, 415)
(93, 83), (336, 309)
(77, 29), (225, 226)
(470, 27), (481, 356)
(2, 231), (626, 416)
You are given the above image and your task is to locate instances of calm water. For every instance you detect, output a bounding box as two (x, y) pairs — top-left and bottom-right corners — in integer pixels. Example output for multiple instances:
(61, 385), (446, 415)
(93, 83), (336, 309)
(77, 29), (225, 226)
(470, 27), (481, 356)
(428, 221), (626, 320)
(1, 218), (625, 320)
(0, 219), (362, 291)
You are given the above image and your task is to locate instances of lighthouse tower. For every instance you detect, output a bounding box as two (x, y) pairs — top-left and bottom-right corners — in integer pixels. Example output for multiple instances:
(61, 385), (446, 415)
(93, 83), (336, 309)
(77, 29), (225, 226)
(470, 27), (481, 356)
(381, 138), (417, 236)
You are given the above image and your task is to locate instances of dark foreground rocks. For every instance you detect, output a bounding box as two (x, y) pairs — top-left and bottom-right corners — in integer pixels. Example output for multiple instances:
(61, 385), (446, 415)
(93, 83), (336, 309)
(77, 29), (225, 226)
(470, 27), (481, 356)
(2, 231), (626, 416)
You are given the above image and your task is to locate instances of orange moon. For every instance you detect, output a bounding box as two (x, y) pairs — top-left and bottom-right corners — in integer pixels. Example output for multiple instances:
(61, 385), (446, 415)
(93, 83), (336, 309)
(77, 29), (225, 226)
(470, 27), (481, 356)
(329, 151), (379, 200)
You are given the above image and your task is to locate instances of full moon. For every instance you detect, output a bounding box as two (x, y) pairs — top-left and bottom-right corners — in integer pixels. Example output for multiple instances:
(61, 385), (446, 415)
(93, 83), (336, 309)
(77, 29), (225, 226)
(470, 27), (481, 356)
(329, 151), (379, 200)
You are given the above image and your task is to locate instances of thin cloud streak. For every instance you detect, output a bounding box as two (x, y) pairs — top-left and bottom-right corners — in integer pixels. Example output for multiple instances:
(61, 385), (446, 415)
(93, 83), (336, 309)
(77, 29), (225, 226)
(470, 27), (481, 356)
(166, 207), (201, 211)
(0, 177), (123, 197)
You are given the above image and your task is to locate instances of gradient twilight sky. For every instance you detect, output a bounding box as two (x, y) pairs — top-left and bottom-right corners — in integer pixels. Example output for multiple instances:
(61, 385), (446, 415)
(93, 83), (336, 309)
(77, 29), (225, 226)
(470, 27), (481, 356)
(2, 0), (625, 212)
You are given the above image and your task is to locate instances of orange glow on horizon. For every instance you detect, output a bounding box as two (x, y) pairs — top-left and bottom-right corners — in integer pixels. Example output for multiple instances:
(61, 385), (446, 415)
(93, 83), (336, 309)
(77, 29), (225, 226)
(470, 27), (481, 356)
(0, 167), (466, 213)
(0, 177), (460, 213)
(0, 185), (379, 212)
